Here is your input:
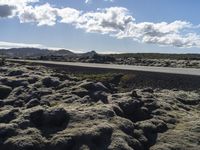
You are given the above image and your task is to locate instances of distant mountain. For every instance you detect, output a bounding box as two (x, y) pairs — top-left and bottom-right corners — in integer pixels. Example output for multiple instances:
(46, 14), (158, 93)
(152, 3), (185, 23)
(0, 48), (76, 58)
(51, 49), (75, 56)
(81, 50), (97, 58)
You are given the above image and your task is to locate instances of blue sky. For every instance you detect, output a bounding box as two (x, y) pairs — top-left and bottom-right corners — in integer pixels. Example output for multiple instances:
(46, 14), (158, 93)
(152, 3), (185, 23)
(0, 0), (200, 53)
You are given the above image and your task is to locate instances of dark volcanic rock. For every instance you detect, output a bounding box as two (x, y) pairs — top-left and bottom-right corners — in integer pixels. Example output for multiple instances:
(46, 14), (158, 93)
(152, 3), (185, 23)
(142, 87), (154, 93)
(131, 90), (141, 98)
(8, 70), (24, 76)
(1, 78), (28, 88)
(29, 108), (45, 127)
(30, 107), (69, 128)
(0, 85), (12, 99)
(43, 108), (69, 128)
(176, 93), (200, 105)
(0, 123), (17, 140)
(72, 88), (89, 98)
(13, 100), (24, 107)
(0, 109), (19, 123)
(42, 77), (60, 87)
(118, 99), (143, 115)
(26, 98), (40, 108)
(79, 81), (109, 93)
(0, 100), (4, 107)
(92, 91), (109, 103)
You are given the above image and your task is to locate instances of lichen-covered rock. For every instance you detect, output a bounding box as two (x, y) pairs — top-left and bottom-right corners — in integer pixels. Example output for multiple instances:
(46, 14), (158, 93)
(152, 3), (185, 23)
(0, 62), (199, 150)
(2, 133), (45, 150)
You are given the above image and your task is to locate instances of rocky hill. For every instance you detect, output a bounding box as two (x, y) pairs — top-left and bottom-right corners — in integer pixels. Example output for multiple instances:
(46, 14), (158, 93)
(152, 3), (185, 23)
(0, 48), (75, 58)
(0, 61), (199, 150)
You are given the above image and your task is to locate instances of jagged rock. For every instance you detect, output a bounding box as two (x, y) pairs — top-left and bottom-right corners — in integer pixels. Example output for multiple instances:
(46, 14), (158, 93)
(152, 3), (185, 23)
(42, 77), (60, 87)
(30, 107), (69, 128)
(118, 99), (143, 115)
(0, 100), (4, 107)
(132, 107), (152, 121)
(79, 81), (109, 93)
(3, 99), (16, 106)
(176, 94), (200, 105)
(40, 100), (50, 106)
(112, 104), (124, 117)
(0, 123), (18, 141)
(8, 70), (24, 76)
(95, 82), (110, 92)
(13, 100), (24, 107)
(0, 85), (12, 99)
(29, 108), (45, 127)
(26, 98), (40, 108)
(9, 86), (25, 96)
(43, 108), (69, 127)
(27, 76), (39, 84)
(0, 109), (19, 123)
(131, 90), (141, 98)
(72, 88), (89, 98)
(142, 87), (154, 93)
(133, 129), (149, 148)
(1, 78), (28, 88)
(92, 91), (108, 103)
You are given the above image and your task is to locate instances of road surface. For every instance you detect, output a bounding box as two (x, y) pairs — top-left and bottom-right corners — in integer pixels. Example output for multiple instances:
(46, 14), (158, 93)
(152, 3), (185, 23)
(8, 59), (200, 76)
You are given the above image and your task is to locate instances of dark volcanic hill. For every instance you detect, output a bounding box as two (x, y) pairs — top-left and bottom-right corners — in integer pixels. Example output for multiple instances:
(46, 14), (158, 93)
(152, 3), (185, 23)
(0, 48), (76, 58)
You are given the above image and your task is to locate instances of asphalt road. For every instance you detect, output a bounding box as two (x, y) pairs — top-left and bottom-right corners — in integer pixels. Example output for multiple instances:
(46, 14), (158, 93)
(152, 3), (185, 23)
(8, 59), (200, 76)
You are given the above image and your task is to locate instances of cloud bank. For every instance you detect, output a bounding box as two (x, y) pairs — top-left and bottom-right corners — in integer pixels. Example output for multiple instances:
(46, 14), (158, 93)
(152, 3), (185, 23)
(0, 0), (200, 48)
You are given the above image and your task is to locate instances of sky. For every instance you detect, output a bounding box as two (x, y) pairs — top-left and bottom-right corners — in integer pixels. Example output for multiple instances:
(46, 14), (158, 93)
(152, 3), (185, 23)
(0, 0), (200, 53)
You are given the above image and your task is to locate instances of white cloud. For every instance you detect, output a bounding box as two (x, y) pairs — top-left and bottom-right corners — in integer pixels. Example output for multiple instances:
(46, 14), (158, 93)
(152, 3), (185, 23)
(115, 21), (199, 48)
(18, 3), (57, 26)
(74, 7), (134, 34)
(0, 0), (200, 48)
(0, 0), (39, 18)
(57, 7), (81, 24)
